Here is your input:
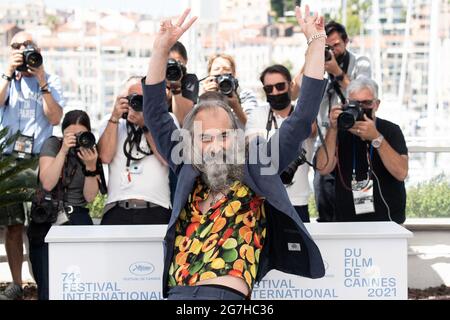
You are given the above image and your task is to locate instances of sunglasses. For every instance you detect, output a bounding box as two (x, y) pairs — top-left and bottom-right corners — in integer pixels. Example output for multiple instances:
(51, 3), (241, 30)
(11, 40), (36, 50)
(263, 82), (287, 94)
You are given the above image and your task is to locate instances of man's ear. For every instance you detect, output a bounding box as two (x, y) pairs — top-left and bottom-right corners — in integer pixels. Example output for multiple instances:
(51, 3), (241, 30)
(374, 99), (381, 112)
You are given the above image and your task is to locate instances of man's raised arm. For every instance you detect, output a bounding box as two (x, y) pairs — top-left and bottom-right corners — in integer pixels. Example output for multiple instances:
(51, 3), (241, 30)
(267, 5), (327, 174)
(143, 9), (197, 171)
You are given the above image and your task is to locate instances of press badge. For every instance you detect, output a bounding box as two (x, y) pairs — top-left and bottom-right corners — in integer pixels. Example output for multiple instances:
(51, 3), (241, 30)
(352, 180), (375, 215)
(13, 134), (34, 159)
(128, 160), (143, 174)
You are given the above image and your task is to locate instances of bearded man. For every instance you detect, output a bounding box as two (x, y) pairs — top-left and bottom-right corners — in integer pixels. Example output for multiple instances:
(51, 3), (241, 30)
(143, 7), (327, 300)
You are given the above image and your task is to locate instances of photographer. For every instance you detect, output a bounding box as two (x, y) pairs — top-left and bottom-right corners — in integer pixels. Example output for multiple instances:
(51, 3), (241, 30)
(201, 53), (258, 126)
(246, 65), (316, 222)
(316, 77), (408, 224)
(166, 41), (199, 126)
(27, 110), (100, 300)
(313, 21), (372, 222)
(97, 76), (176, 225)
(0, 32), (64, 300)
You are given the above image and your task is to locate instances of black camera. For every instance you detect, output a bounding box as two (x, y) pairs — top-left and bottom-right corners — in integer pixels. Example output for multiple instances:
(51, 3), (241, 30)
(215, 74), (239, 96)
(280, 148), (307, 185)
(325, 45), (333, 62)
(17, 45), (43, 72)
(75, 131), (96, 149)
(122, 94), (143, 119)
(166, 58), (186, 82)
(337, 101), (365, 130)
(30, 194), (59, 224)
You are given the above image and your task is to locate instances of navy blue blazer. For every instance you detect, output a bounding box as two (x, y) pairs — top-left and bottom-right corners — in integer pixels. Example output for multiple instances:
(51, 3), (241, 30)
(143, 76), (327, 297)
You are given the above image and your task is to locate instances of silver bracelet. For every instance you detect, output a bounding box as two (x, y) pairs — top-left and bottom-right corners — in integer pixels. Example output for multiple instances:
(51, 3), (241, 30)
(307, 32), (327, 45)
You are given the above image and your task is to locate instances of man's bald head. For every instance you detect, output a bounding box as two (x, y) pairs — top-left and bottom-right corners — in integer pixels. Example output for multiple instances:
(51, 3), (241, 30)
(10, 32), (37, 47)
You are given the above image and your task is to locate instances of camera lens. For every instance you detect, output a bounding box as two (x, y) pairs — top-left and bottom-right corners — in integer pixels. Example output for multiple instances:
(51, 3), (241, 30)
(25, 51), (43, 68)
(32, 206), (50, 224)
(17, 46), (43, 72)
(128, 94), (143, 112)
(337, 103), (363, 130)
(216, 75), (236, 96)
(77, 132), (96, 149)
(337, 112), (357, 130)
(166, 59), (184, 82)
(219, 80), (233, 95)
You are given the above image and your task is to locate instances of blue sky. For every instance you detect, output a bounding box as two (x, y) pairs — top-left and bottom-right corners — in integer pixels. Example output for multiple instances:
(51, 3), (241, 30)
(15, 0), (190, 16)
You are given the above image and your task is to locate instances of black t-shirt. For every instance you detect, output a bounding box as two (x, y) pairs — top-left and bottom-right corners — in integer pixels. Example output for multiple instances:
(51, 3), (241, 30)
(333, 118), (408, 224)
(180, 73), (199, 104)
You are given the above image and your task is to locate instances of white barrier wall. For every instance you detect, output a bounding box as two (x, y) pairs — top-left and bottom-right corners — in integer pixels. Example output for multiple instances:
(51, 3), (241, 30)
(46, 222), (412, 300)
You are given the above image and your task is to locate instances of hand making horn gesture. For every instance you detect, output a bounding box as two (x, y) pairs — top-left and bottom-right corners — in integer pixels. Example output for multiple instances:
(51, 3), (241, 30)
(295, 5), (325, 42)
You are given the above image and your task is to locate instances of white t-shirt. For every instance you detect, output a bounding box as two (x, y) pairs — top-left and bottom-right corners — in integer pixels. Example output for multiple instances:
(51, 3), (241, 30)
(246, 103), (314, 206)
(99, 114), (179, 209)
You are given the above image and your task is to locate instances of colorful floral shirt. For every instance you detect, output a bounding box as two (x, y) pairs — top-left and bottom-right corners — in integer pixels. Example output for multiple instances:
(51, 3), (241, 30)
(168, 179), (266, 290)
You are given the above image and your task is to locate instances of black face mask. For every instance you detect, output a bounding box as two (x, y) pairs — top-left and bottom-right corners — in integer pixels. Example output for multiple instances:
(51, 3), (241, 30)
(267, 92), (291, 111)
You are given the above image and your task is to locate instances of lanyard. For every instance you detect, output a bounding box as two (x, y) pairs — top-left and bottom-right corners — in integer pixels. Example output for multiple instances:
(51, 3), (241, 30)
(352, 118), (378, 183)
(352, 135), (374, 183)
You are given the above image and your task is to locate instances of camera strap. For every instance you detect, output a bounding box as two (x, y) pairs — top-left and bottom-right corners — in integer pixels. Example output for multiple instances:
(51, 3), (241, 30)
(327, 51), (350, 113)
(61, 155), (78, 203)
(123, 122), (153, 181)
(265, 106), (294, 140)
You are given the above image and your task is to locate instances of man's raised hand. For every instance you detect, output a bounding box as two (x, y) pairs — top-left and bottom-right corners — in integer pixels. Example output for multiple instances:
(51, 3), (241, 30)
(153, 8), (197, 52)
(295, 5), (325, 40)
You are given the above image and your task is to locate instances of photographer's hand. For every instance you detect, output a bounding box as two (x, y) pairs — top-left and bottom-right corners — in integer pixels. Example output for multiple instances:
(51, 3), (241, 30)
(329, 105), (343, 130)
(202, 76), (219, 92)
(349, 114), (380, 141)
(27, 64), (47, 87)
(61, 132), (76, 155)
(7, 50), (23, 75)
(78, 147), (98, 171)
(168, 80), (182, 94)
(112, 95), (129, 120)
(325, 51), (343, 77)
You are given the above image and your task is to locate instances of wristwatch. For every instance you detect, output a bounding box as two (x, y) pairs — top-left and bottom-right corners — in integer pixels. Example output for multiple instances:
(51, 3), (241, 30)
(371, 134), (384, 149)
(2, 73), (13, 81)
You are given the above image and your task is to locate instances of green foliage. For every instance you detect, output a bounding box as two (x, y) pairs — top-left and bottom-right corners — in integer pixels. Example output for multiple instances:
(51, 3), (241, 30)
(406, 174), (450, 218)
(335, 0), (371, 37)
(86, 193), (107, 219)
(0, 127), (38, 208)
(307, 174), (450, 219)
(308, 194), (318, 218)
(271, 0), (297, 19)
(271, 0), (285, 18)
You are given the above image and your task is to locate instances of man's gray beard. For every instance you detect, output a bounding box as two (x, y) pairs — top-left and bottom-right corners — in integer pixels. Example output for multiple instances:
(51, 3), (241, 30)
(199, 162), (244, 193)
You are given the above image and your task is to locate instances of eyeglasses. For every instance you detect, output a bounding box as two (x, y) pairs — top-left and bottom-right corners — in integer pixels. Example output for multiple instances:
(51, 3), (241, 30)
(352, 99), (377, 108)
(263, 82), (287, 94)
(10, 40), (36, 50)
